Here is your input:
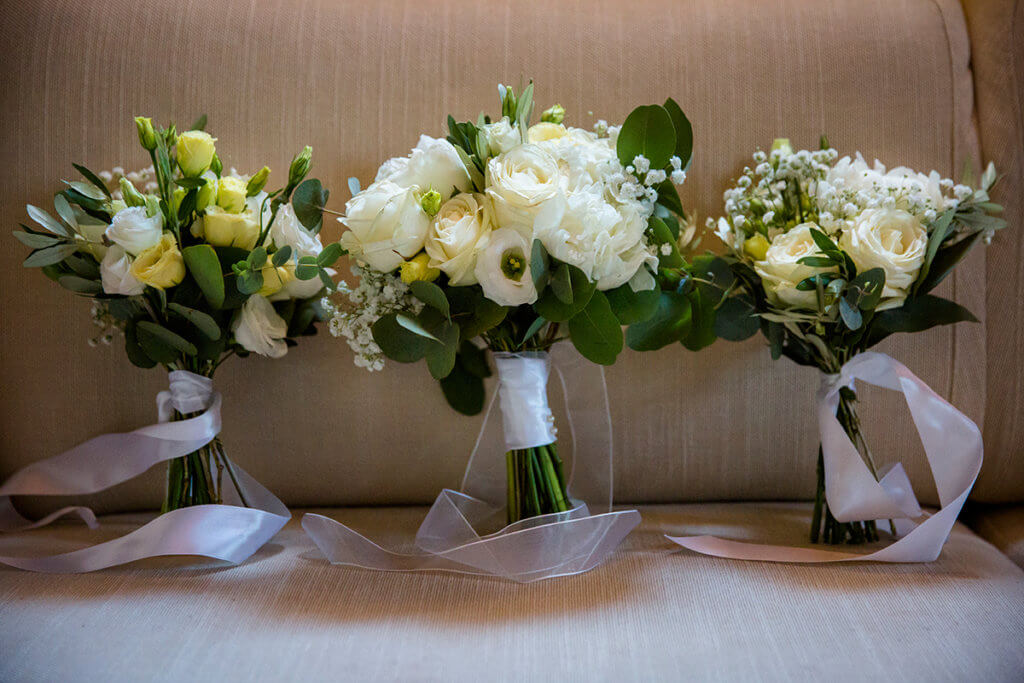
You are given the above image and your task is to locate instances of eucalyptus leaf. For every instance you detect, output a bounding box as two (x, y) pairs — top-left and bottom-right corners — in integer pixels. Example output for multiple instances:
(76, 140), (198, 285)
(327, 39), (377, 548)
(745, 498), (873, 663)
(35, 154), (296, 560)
(410, 280), (450, 318)
(625, 290), (691, 351)
(317, 241), (344, 267)
(534, 263), (594, 322)
(714, 296), (760, 341)
(292, 179), (329, 233)
(425, 320), (460, 379)
(662, 98), (693, 169)
(440, 361), (485, 415)
(605, 282), (660, 325)
(124, 322), (157, 369)
(136, 320), (197, 357)
(271, 245), (293, 267)
(168, 303), (222, 340)
(616, 104), (676, 170)
(567, 291), (623, 365)
(531, 239), (550, 291)
(182, 244), (225, 309)
(396, 313), (441, 342)
(371, 312), (432, 362)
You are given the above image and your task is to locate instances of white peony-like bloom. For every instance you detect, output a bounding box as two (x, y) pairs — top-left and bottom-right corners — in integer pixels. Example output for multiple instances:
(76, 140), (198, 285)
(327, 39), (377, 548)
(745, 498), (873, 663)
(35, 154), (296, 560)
(424, 193), (493, 285)
(754, 223), (834, 310)
(271, 203), (322, 257)
(474, 228), (538, 306)
(99, 245), (145, 296)
(105, 206), (163, 255)
(485, 144), (563, 231)
(378, 135), (473, 196)
(233, 294), (288, 358)
(340, 180), (430, 273)
(484, 117), (522, 156)
(839, 208), (926, 307)
(535, 127), (618, 192)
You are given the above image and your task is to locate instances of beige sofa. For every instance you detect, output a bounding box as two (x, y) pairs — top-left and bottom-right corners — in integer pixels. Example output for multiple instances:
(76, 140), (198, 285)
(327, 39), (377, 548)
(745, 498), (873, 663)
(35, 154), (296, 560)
(1, 0), (1022, 680)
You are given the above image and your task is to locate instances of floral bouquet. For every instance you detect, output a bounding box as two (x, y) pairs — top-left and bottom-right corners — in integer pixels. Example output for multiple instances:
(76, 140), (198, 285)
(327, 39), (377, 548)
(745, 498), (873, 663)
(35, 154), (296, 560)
(328, 84), (693, 528)
(703, 138), (1004, 546)
(11, 116), (340, 518)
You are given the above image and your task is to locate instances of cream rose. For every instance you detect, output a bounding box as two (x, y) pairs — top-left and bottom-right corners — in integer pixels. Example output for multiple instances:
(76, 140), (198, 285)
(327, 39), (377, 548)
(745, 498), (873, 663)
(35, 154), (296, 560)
(100, 245), (145, 296)
(840, 208), (926, 306)
(485, 144), (562, 231)
(484, 117), (521, 155)
(340, 180), (430, 273)
(176, 130), (217, 177)
(130, 233), (185, 289)
(424, 193), (493, 285)
(216, 176), (248, 213)
(233, 294), (288, 358)
(754, 223), (833, 309)
(105, 206), (163, 255)
(474, 227), (537, 306)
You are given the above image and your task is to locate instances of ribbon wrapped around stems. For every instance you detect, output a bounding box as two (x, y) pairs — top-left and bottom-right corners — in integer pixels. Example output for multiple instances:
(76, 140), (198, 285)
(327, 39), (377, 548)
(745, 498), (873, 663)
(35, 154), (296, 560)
(669, 352), (983, 562)
(0, 371), (289, 573)
(303, 344), (640, 583)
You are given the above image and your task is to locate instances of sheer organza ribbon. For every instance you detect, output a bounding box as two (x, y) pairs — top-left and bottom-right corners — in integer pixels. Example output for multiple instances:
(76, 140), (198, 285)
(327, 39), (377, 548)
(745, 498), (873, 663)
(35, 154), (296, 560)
(0, 371), (289, 572)
(669, 352), (983, 563)
(303, 344), (640, 582)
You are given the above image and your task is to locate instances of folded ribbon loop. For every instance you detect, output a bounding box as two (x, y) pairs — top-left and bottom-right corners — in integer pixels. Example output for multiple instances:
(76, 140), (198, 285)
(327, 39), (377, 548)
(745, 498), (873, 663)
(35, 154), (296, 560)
(303, 344), (639, 582)
(0, 371), (289, 573)
(668, 352), (982, 563)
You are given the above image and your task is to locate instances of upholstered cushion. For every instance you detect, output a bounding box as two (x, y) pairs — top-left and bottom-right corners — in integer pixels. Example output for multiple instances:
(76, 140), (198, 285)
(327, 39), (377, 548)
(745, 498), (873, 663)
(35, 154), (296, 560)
(966, 504), (1024, 568)
(0, 0), (1001, 512)
(2, 504), (1023, 681)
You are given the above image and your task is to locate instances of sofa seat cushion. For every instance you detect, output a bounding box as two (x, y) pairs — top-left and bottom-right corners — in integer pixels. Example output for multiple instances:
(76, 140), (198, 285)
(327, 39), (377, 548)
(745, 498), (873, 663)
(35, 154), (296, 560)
(966, 504), (1024, 569)
(2, 503), (1023, 682)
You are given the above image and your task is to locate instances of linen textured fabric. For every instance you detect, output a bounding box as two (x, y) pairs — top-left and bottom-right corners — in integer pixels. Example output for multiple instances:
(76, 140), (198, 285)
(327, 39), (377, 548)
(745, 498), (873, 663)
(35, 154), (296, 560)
(1, 504), (1022, 682)
(966, 504), (1024, 568)
(0, 0), (1004, 513)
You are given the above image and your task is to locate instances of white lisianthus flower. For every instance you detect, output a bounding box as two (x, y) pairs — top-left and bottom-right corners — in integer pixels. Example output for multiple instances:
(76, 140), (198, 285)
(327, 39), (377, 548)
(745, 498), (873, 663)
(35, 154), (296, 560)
(99, 245), (145, 296)
(385, 135), (473, 196)
(424, 193), (493, 285)
(233, 294), (288, 358)
(486, 144), (562, 231)
(484, 117), (522, 155)
(340, 180), (430, 273)
(271, 203), (322, 257)
(474, 227), (537, 306)
(754, 223), (834, 309)
(839, 208), (926, 307)
(105, 206), (163, 255)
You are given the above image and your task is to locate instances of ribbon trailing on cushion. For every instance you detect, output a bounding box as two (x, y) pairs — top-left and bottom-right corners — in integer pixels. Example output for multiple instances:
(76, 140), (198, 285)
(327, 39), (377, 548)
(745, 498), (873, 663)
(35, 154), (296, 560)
(0, 371), (289, 573)
(303, 344), (640, 583)
(668, 352), (982, 562)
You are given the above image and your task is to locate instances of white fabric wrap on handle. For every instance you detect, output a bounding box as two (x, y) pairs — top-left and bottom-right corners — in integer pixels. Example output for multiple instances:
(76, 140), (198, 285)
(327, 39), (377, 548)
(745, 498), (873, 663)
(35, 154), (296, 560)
(302, 344), (640, 582)
(0, 370), (289, 573)
(668, 352), (983, 563)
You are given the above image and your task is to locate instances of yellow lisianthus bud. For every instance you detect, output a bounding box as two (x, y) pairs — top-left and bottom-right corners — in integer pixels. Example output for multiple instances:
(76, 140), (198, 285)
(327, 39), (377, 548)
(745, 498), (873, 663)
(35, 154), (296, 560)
(744, 233), (771, 262)
(288, 146), (312, 187)
(399, 252), (440, 284)
(540, 104), (565, 124)
(130, 233), (185, 289)
(176, 130), (217, 177)
(200, 206), (260, 249)
(216, 176), (248, 213)
(527, 122), (567, 143)
(196, 171), (217, 211)
(257, 262), (294, 297)
(420, 189), (442, 217)
(135, 116), (157, 151)
(246, 166), (270, 197)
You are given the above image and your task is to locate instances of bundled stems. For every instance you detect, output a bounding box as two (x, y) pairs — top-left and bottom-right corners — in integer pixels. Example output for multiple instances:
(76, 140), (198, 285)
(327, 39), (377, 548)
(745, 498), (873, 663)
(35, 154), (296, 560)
(162, 410), (247, 512)
(810, 389), (887, 544)
(506, 442), (570, 525)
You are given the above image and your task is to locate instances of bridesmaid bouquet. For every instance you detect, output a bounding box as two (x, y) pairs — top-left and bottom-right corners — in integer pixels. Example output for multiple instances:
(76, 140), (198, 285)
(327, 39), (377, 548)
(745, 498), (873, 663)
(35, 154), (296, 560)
(14, 116), (341, 512)
(330, 84), (693, 523)
(705, 138), (1004, 544)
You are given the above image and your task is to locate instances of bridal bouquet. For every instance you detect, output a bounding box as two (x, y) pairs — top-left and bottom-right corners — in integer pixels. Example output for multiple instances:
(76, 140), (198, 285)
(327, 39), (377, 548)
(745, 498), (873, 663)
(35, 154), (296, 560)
(13, 116), (341, 513)
(705, 138), (1004, 545)
(329, 84), (693, 523)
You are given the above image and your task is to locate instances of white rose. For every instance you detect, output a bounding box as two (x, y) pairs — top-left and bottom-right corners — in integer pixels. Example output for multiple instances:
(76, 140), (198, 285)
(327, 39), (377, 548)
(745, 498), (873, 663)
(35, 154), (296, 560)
(99, 245), (145, 296)
(340, 180), (430, 273)
(485, 144), (562, 230)
(839, 208), (926, 307)
(754, 223), (833, 309)
(233, 294), (288, 358)
(424, 193), (493, 285)
(271, 203), (322, 257)
(474, 227), (538, 307)
(105, 206), (163, 255)
(382, 135), (472, 196)
(484, 117), (521, 155)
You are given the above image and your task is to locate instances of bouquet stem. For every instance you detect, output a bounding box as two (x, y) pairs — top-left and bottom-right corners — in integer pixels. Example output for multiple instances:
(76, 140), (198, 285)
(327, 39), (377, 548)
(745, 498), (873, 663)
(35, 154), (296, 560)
(810, 389), (886, 544)
(162, 421), (245, 512)
(506, 442), (571, 525)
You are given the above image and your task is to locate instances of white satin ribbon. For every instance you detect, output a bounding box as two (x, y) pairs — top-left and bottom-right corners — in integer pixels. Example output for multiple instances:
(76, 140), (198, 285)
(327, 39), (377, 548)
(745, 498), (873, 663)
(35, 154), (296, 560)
(303, 345), (640, 582)
(0, 370), (289, 572)
(669, 352), (983, 563)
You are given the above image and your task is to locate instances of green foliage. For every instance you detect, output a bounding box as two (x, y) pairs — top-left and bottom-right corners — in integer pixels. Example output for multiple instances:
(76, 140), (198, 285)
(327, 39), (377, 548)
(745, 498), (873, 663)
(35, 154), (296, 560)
(567, 291), (622, 365)
(606, 282), (660, 326)
(534, 262), (594, 322)
(616, 104), (676, 170)
(293, 179), (329, 233)
(625, 291), (691, 351)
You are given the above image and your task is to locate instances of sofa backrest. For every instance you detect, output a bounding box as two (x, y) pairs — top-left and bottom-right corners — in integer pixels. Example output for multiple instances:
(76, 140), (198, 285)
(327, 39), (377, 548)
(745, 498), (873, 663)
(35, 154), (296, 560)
(0, 0), (1016, 512)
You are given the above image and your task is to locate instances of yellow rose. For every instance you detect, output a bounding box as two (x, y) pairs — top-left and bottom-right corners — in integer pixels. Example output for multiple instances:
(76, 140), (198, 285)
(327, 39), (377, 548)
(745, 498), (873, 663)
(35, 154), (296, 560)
(527, 122), (568, 143)
(743, 234), (770, 261)
(201, 206), (260, 249)
(176, 130), (217, 177)
(258, 262), (293, 297)
(399, 252), (440, 284)
(216, 176), (248, 213)
(130, 233), (185, 289)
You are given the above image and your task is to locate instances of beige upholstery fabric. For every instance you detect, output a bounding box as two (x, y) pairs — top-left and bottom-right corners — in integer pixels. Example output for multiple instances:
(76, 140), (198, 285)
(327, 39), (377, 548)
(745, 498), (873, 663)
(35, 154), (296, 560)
(961, 0), (1024, 501)
(0, 0), (1002, 511)
(966, 504), (1024, 568)
(1, 504), (1022, 682)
